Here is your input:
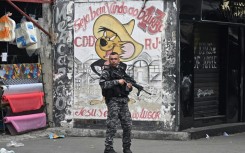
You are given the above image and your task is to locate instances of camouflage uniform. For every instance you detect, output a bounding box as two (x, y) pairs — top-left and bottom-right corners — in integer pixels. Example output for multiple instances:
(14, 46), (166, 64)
(100, 67), (132, 151)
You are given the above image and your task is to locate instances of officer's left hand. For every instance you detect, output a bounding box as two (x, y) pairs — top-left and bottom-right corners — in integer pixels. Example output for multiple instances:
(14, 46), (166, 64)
(127, 83), (132, 89)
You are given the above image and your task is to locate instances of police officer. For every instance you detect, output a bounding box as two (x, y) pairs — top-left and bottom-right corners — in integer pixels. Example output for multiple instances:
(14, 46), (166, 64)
(99, 52), (133, 153)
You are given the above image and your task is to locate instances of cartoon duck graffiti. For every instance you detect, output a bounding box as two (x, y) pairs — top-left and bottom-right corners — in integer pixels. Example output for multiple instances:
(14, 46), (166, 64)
(91, 14), (143, 76)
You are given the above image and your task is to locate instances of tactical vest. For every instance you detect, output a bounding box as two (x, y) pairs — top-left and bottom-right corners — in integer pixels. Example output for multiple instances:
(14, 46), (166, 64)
(102, 67), (130, 99)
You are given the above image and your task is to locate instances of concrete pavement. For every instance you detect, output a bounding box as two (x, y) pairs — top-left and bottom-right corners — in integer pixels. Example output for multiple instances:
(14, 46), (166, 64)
(0, 131), (245, 153)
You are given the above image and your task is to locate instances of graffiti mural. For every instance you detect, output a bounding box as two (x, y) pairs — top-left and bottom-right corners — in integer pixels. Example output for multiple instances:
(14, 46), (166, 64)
(53, 1), (74, 127)
(74, 1), (165, 121)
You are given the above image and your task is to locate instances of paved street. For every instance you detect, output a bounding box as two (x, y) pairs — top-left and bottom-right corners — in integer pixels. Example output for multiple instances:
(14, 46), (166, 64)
(0, 132), (245, 153)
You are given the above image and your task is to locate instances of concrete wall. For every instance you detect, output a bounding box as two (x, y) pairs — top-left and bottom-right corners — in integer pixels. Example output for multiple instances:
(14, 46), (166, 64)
(52, 0), (178, 131)
(41, 4), (53, 126)
(53, 1), (74, 127)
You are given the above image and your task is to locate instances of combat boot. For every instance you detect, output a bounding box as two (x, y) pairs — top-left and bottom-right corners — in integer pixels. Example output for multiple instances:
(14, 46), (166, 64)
(123, 148), (132, 153)
(104, 147), (117, 153)
(123, 143), (132, 153)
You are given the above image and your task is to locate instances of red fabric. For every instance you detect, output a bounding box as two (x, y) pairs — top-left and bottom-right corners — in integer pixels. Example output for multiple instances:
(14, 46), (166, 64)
(2, 92), (44, 113)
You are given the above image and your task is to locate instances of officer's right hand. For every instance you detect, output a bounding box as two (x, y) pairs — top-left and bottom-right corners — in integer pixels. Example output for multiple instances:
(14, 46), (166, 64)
(118, 79), (125, 85)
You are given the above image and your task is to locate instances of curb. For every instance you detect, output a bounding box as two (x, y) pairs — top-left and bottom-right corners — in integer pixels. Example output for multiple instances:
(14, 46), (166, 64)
(1, 122), (245, 142)
(183, 122), (245, 139)
(46, 128), (190, 141)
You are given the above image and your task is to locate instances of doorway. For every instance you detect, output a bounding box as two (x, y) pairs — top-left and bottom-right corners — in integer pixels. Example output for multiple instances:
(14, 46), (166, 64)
(180, 22), (245, 129)
(192, 23), (226, 126)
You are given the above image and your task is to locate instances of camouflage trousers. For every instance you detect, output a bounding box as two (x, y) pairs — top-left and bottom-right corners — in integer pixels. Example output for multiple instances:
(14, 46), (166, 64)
(105, 97), (132, 149)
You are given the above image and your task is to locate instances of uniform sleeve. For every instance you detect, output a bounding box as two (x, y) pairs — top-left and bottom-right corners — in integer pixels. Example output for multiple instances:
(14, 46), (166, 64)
(99, 69), (119, 89)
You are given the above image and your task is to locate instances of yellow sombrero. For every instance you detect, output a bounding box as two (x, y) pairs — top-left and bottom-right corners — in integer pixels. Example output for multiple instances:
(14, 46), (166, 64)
(93, 14), (143, 61)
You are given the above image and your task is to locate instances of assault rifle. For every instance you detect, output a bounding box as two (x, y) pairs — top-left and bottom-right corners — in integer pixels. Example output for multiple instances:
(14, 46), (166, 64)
(111, 67), (152, 96)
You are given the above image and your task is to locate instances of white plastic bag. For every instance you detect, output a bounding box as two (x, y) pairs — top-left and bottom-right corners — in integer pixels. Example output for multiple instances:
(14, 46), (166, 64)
(0, 148), (15, 153)
(0, 14), (16, 42)
(15, 21), (37, 48)
(26, 27), (41, 50)
(6, 140), (24, 147)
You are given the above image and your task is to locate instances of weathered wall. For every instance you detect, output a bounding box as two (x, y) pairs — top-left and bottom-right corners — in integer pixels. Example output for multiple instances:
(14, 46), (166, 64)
(41, 4), (53, 126)
(161, 0), (178, 130)
(74, 1), (163, 122)
(52, 0), (177, 131)
(53, 1), (74, 126)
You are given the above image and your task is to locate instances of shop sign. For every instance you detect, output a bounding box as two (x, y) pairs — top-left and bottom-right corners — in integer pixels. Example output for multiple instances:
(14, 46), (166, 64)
(202, 0), (245, 23)
(220, 0), (245, 22)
